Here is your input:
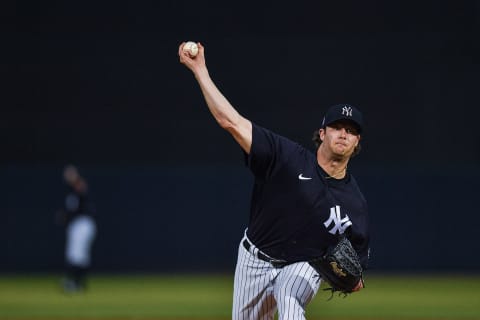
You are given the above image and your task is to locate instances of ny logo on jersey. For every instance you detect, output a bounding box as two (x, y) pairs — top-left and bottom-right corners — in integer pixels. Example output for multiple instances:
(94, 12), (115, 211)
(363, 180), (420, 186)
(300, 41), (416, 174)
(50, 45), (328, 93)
(341, 105), (353, 117)
(323, 205), (352, 235)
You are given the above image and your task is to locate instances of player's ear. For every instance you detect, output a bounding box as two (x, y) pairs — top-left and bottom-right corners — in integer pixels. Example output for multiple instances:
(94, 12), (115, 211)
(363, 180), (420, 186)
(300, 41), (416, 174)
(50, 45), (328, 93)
(319, 128), (325, 141)
(355, 134), (361, 146)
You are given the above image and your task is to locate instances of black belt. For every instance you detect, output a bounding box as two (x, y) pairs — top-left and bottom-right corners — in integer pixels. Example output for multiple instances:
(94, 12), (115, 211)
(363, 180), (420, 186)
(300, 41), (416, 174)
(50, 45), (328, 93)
(242, 239), (289, 268)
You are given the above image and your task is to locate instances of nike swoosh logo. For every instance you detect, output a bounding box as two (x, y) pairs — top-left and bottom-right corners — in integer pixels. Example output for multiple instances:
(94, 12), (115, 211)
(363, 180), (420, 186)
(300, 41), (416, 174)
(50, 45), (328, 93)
(298, 174), (312, 180)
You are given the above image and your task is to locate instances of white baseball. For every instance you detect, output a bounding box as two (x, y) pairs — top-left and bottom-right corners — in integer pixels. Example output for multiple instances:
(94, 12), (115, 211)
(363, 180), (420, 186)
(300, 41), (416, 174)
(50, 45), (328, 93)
(183, 41), (198, 57)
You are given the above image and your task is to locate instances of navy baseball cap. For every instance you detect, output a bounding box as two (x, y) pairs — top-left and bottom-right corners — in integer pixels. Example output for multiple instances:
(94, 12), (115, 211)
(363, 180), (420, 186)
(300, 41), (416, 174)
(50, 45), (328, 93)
(321, 104), (364, 133)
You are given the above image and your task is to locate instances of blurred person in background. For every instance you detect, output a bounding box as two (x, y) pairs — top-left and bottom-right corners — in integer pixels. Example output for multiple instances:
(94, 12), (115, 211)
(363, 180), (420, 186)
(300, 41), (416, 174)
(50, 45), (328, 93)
(55, 164), (97, 293)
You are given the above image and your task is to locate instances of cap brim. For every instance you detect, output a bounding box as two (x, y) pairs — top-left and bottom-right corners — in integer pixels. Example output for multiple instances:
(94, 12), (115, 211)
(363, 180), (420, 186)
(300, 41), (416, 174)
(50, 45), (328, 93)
(324, 118), (363, 133)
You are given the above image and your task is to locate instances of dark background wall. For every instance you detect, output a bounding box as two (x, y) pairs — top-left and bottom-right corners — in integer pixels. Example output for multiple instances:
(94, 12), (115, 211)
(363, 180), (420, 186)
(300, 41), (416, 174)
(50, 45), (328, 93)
(3, 1), (480, 273)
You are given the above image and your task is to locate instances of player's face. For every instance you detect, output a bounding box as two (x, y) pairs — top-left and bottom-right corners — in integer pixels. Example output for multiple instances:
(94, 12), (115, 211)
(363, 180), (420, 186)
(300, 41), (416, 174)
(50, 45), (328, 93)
(320, 120), (360, 158)
(63, 165), (79, 185)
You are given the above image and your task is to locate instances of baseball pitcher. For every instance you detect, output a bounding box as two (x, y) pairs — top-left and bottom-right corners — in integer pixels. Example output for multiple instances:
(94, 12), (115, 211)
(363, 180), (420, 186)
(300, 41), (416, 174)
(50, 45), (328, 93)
(179, 42), (369, 320)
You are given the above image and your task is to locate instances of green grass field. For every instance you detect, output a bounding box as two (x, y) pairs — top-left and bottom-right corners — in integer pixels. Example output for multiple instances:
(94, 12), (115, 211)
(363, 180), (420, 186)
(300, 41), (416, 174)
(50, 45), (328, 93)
(0, 274), (479, 319)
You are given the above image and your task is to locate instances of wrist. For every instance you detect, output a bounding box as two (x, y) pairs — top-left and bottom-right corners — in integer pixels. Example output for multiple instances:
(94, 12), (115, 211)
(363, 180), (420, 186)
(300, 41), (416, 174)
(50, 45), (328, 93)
(194, 66), (209, 80)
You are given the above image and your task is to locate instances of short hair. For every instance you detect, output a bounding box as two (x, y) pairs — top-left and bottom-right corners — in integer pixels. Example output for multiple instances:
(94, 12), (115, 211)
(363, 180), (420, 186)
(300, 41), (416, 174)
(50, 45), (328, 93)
(312, 129), (361, 157)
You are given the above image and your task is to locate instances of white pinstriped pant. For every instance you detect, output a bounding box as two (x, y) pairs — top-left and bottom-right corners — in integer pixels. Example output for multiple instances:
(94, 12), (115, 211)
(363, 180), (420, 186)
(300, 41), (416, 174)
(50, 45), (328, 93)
(65, 215), (96, 267)
(232, 235), (322, 320)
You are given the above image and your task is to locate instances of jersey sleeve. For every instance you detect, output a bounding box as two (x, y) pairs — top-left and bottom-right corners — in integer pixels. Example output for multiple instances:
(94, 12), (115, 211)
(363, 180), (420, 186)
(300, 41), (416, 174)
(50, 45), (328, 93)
(245, 123), (300, 181)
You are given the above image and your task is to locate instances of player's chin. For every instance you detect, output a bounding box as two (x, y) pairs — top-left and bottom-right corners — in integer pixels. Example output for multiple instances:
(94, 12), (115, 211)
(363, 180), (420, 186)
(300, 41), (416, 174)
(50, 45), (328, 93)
(332, 147), (351, 157)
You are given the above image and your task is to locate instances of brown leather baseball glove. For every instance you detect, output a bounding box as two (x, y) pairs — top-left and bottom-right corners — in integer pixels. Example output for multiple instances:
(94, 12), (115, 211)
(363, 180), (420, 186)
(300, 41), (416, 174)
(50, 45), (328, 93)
(309, 235), (364, 298)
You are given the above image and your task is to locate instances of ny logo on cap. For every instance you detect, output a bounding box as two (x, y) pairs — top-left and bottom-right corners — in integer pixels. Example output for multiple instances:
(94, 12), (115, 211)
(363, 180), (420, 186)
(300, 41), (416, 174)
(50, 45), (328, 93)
(342, 105), (353, 117)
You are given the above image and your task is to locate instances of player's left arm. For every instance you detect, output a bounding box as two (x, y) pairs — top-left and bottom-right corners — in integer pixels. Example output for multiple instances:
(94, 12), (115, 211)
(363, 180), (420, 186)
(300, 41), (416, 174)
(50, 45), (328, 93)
(348, 238), (367, 292)
(350, 225), (370, 291)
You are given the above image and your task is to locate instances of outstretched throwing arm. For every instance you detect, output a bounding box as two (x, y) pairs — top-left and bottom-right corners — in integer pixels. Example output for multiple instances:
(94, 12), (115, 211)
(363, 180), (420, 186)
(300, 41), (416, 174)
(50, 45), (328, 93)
(179, 42), (252, 154)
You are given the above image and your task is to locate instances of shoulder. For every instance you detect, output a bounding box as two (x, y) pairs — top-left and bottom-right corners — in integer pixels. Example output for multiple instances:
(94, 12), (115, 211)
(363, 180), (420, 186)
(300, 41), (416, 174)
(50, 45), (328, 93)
(247, 123), (313, 179)
(251, 123), (310, 155)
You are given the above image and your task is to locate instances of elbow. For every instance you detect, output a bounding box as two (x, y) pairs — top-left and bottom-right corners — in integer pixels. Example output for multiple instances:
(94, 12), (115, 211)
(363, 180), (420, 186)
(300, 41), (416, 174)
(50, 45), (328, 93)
(217, 118), (229, 130)
(217, 117), (237, 131)
(216, 112), (248, 139)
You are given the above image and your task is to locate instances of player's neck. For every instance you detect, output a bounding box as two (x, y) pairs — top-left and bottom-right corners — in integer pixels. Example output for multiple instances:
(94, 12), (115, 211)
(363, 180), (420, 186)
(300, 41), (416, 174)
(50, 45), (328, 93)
(317, 147), (349, 179)
(320, 161), (348, 179)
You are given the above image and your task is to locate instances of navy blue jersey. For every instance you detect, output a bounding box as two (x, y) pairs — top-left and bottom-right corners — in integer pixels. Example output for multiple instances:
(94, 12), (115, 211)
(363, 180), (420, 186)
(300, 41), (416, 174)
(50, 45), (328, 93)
(63, 187), (95, 225)
(245, 123), (369, 268)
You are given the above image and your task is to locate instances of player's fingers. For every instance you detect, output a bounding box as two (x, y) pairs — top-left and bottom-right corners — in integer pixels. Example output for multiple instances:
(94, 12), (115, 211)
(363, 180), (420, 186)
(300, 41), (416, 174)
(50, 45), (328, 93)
(179, 43), (194, 61)
(178, 42), (186, 57)
(178, 44), (193, 64)
(197, 42), (205, 56)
